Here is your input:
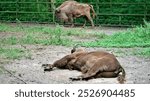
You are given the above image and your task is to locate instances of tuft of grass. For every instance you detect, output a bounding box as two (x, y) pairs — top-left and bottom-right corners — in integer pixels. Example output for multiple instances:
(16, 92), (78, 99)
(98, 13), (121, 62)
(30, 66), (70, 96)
(0, 36), (18, 45)
(0, 47), (25, 59)
(0, 23), (21, 32)
(140, 48), (150, 57)
(0, 23), (13, 32)
(82, 23), (150, 48)
(133, 48), (150, 57)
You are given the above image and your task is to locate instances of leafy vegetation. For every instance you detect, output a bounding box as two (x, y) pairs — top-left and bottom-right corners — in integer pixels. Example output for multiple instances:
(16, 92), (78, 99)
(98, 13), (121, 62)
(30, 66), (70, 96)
(82, 22), (150, 48)
(0, 0), (150, 26)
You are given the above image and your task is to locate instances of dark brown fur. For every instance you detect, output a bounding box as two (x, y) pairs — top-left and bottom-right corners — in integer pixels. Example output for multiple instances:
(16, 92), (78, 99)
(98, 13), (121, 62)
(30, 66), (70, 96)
(42, 48), (126, 84)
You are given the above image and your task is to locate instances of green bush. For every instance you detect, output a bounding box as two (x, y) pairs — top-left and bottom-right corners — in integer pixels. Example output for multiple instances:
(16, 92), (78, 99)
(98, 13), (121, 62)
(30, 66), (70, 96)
(0, 0), (150, 26)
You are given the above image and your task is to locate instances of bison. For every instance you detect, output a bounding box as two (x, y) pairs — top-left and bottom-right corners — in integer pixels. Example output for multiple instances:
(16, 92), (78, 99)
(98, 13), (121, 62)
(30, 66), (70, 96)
(42, 47), (126, 84)
(55, 0), (96, 27)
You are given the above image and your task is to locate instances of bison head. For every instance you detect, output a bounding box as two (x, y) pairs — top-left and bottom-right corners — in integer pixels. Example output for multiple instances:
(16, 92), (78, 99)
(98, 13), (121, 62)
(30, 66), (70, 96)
(55, 9), (61, 18)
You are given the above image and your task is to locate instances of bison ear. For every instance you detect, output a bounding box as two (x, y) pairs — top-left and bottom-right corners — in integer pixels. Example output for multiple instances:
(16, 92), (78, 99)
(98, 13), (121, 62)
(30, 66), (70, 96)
(71, 48), (76, 53)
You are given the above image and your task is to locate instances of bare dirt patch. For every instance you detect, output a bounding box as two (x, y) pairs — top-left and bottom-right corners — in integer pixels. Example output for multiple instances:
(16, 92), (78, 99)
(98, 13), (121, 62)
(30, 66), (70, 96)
(0, 45), (150, 84)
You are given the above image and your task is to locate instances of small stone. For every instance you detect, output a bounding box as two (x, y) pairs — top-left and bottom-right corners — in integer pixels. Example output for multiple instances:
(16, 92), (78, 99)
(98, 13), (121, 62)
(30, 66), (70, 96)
(18, 74), (22, 77)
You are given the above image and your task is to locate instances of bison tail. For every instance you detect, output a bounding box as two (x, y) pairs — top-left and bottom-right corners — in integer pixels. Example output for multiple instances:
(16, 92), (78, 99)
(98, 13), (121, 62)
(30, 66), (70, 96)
(117, 66), (126, 84)
(89, 5), (96, 18)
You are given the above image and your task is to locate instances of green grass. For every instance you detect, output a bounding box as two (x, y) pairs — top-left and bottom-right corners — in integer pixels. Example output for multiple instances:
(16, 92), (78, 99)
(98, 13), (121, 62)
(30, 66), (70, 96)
(82, 23), (150, 48)
(81, 22), (150, 57)
(0, 47), (25, 59)
(133, 48), (150, 57)
(0, 30), (74, 46)
(140, 48), (150, 57)
(0, 22), (150, 59)
(0, 23), (104, 46)
(0, 23), (84, 60)
(0, 24), (75, 46)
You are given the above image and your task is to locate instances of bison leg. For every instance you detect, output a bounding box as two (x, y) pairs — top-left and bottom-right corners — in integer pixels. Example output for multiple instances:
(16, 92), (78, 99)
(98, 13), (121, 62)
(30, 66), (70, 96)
(60, 13), (69, 26)
(42, 55), (76, 72)
(81, 66), (88, 74)
(96, 72), (118, 78)
(68, 14), (74, 27)
(82, 16), (89, 28)
(85, 13), (94, 28)
(82, 19), (87, 28)
(70, 60), (116, 81)
(70, 65), (99, 80)
(70, 71), (118, 81)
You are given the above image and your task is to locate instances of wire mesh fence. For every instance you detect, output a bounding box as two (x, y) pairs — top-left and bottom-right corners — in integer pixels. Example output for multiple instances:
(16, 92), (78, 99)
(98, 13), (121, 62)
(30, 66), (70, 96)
(0, 0), (150, 26)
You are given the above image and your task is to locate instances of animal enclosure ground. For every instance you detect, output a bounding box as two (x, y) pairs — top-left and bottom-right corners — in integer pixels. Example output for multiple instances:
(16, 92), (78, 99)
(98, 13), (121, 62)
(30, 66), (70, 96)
(0, 45), (150, 84)
(0, 23), (150, 84)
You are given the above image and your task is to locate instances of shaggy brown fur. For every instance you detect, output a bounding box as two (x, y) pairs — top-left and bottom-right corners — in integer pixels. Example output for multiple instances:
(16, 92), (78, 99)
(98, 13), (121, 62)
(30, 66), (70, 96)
(42, 48), (126, 84)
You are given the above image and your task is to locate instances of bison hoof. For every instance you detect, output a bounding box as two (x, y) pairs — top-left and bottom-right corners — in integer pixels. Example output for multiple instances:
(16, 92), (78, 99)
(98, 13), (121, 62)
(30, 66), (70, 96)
(44, 68), (53, 72)
(42, 64), (53, 72)
(69, 77), (83, 81)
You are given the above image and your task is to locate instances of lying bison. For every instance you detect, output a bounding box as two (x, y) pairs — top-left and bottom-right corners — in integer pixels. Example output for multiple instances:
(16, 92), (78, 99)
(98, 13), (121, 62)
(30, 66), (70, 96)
(55, 0), (96, 27)
(42, 47), (126, 84)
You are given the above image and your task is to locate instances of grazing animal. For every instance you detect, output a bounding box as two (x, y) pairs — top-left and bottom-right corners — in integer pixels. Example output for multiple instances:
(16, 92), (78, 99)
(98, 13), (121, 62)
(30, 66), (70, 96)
(55, 0), (96, 27)
(42, 47), (126, 84)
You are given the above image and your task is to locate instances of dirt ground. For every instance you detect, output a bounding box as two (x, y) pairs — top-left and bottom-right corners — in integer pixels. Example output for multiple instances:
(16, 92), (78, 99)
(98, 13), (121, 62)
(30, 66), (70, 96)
(0, 26), (150, 84)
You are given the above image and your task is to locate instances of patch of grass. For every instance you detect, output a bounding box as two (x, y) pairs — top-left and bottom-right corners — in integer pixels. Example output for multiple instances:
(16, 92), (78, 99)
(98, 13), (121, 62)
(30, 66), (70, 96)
(133, 48), (150, 57)
(0, 24), (75, 46)
(0, 23), (77, 60)
(0, 47), (25, 59)
(140, 48), (150, 57)
(0, 36), (18, 45)
(0, 23), (13, 32)
(82, 23), (150, 48)
(1, 32), (73, 46)
(0, 23), (103, 39)
(0, 22), (150, 58)
(94, 32), (108, 39)
(0, 23), (21, 32)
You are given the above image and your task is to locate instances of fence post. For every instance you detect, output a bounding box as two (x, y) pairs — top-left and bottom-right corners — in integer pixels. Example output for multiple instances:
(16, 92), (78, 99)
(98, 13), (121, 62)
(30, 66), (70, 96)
(36, 0), (40, 12)
(96, 0), (99, 26)
(16, 0), (19, 21)
(51, 0), (56, 23)
(144, 0), (147, 21)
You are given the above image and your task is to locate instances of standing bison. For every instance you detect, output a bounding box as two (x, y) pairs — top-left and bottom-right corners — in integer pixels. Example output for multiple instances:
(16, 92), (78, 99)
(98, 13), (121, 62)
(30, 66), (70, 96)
(55, 0), (96, 27)
(42, 47), (126, 84)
